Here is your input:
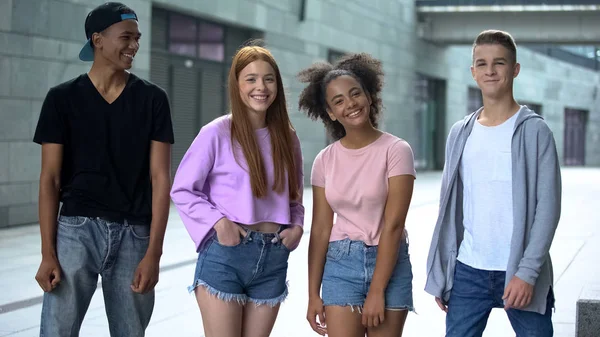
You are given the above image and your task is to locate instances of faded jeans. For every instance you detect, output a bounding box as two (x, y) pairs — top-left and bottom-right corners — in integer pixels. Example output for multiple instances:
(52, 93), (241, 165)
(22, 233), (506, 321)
(40, 216), (154, 337)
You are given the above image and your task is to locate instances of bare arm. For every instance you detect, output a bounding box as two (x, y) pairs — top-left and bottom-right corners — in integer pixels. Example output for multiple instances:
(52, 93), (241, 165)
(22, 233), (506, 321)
(131, 140), (171, 294)
(39, 143), (63, 257)
(147, 140), (172, 257)
(308, 186), (334, 297)
(370, 175), (414, 293)
(306, 185), (334, 335)
(362, 175), (414, 327)
(35, 143), (63, 292)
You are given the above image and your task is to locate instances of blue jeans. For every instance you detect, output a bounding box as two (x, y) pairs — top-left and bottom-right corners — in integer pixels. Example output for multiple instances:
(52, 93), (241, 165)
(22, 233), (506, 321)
(190, 227), (290, 306)
(40, 216), (154, 337)
(446, 261), (554, 337)
(321, 237), (414, 311)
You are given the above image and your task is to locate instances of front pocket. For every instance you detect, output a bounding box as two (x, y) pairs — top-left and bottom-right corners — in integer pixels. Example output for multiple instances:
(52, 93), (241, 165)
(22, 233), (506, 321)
(279, 242), (292, 253)
(326, 245), (344, 261)
(397, 241), (410, 261)
(58, 216), (88, 228)
(212, 233), (243, 248)
(129, 224), (151, 239)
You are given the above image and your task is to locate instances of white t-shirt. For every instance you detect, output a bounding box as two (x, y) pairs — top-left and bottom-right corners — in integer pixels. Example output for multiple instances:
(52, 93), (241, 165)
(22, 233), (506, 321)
(457, 110), (520, 271)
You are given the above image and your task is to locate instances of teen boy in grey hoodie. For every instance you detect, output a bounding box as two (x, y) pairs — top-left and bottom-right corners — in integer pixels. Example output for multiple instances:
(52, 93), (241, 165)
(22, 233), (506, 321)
(425, 30), (561, 337)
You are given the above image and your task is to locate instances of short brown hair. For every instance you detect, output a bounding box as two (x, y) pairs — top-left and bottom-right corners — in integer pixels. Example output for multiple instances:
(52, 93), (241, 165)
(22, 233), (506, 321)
(472, 30), (517, 64)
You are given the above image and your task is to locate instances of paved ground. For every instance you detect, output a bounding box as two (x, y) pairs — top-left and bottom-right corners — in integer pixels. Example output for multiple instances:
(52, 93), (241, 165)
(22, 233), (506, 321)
(0, 168), (598, 337)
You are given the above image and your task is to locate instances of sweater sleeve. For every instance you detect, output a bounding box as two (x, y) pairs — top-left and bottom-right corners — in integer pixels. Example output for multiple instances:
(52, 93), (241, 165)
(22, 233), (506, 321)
(515, 126), (562, 285)
(424, 121), (463, 301)
(170, 125), (225, 251)
(289, 131), (305, 227)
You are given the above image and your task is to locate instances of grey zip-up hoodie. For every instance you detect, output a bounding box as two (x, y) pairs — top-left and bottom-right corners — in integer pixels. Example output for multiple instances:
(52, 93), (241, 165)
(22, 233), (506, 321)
(425, 105), (562, 314)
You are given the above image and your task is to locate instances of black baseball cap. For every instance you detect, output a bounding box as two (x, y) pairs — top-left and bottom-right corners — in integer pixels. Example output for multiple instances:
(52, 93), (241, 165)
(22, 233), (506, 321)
(79, 2), (138, 61)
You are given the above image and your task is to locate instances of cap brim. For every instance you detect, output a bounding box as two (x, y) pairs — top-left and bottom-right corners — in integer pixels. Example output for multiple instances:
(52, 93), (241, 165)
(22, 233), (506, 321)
(79, 39), (94, 61)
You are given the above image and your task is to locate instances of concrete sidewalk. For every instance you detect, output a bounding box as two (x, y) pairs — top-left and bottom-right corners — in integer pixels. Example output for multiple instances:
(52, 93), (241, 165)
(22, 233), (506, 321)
(0, 168), (598, 336)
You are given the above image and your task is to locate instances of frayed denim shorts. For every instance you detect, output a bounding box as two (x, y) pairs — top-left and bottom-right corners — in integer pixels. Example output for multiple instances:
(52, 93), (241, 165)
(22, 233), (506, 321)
(321, 236), (414, 311)
(189, 227), (290, 307)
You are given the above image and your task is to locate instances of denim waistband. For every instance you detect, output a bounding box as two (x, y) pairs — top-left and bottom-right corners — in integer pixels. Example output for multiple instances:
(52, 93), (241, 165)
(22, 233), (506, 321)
(329, 231), (409, 254)
(235, 225), (286, 245)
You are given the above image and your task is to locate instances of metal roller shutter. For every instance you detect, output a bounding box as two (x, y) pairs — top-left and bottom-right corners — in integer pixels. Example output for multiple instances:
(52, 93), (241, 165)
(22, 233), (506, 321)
(171, 67), (199, 177)
(199, 67), (225, 128)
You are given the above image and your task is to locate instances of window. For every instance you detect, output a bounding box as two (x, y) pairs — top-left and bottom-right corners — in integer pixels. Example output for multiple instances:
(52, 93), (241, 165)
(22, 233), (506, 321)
(328, 50), (345, 64)
(467, 87), (482, 115)
(521, 102), (542, 115)
(168, 13), (225, 62)
(198, 22), (224, 62)
(564, 108), (588, 166)
(414, 74), (447, 170)
(169, 14), (197, 57)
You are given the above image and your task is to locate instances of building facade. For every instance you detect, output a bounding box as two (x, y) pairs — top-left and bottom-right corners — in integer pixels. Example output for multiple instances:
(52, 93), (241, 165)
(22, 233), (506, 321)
(1, 0), (599, 227)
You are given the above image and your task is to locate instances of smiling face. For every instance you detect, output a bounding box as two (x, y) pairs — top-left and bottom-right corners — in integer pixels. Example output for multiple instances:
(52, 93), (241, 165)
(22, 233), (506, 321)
(471, 43), (520, 100)
(325, 75), (372, 130)
(92, 19), (140, 70)
(237, 60), (278, 116)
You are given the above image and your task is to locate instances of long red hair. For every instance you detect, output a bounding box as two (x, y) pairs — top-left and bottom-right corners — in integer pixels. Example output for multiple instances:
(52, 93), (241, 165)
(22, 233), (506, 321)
(228, 45), (299, 200)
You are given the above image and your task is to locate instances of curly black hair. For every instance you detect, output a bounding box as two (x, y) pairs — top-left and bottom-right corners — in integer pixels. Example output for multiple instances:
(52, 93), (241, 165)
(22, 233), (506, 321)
(297, 53), (384, 140)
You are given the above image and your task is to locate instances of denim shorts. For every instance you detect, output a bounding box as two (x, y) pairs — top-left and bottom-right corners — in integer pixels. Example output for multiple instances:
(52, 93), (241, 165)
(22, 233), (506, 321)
(189, 227), (290, 307)
(321, 236), (414, 311)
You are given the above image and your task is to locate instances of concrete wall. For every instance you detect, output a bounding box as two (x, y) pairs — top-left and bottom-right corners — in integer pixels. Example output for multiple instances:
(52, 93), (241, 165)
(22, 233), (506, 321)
(1, 0), (599, 227)
(151, 0), (419, 185)
(0, 0), (417, 227)
(417, 10), (600, 44)
(416, 40), (600, 166)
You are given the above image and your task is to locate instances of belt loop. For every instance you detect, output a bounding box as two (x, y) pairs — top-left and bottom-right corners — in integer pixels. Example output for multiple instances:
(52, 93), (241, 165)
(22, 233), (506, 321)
(274, 231), (282, 244)
(342, 238), (351, 255)
(242, 227), (251, 243)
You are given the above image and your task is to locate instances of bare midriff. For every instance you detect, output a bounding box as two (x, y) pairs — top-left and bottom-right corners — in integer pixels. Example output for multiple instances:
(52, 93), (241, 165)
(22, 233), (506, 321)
(237, 221), (282, 233)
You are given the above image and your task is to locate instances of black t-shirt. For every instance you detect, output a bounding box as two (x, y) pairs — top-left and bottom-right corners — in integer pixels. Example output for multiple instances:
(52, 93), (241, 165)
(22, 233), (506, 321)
(33, 73), (174, 222)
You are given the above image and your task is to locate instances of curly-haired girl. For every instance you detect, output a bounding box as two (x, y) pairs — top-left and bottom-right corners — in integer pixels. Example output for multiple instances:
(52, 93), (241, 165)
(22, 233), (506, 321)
(299, 53), (415, 337)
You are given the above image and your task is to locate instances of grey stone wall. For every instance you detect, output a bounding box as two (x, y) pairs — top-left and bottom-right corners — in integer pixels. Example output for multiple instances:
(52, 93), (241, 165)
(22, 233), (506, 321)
(0, 0), (417, 227)
(416, 40), (600, 166)
(2, 0), (599, 227)
(151, 0), (419, 185)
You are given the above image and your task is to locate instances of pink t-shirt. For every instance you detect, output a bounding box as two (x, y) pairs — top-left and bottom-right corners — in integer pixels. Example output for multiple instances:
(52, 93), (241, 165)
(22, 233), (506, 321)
(311, 133), (416, 245)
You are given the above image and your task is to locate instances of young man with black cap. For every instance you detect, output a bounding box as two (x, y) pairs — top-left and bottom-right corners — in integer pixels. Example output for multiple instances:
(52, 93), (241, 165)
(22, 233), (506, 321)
(33, 2), (174, 336)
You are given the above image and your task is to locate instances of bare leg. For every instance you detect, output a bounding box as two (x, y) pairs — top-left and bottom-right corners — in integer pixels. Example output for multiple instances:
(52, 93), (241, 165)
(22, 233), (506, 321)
(367, 310), (408, 337)
(196, 286), (244, 337)
(241, 303), (281, 337)
(324, 306), (365, 337)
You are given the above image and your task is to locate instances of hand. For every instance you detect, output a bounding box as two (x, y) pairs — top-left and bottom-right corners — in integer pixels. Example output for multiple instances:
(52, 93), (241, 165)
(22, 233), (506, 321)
(277, 225), (303, 251)
(35, 255), (62, 292)
(503, 276), (534, 309)
(362, 290), (385, 327)
(307, 295), (327, 335)
(435, 297), (448, 312)
(214, 218), (246, 246)
(131, 254), (160, 294)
